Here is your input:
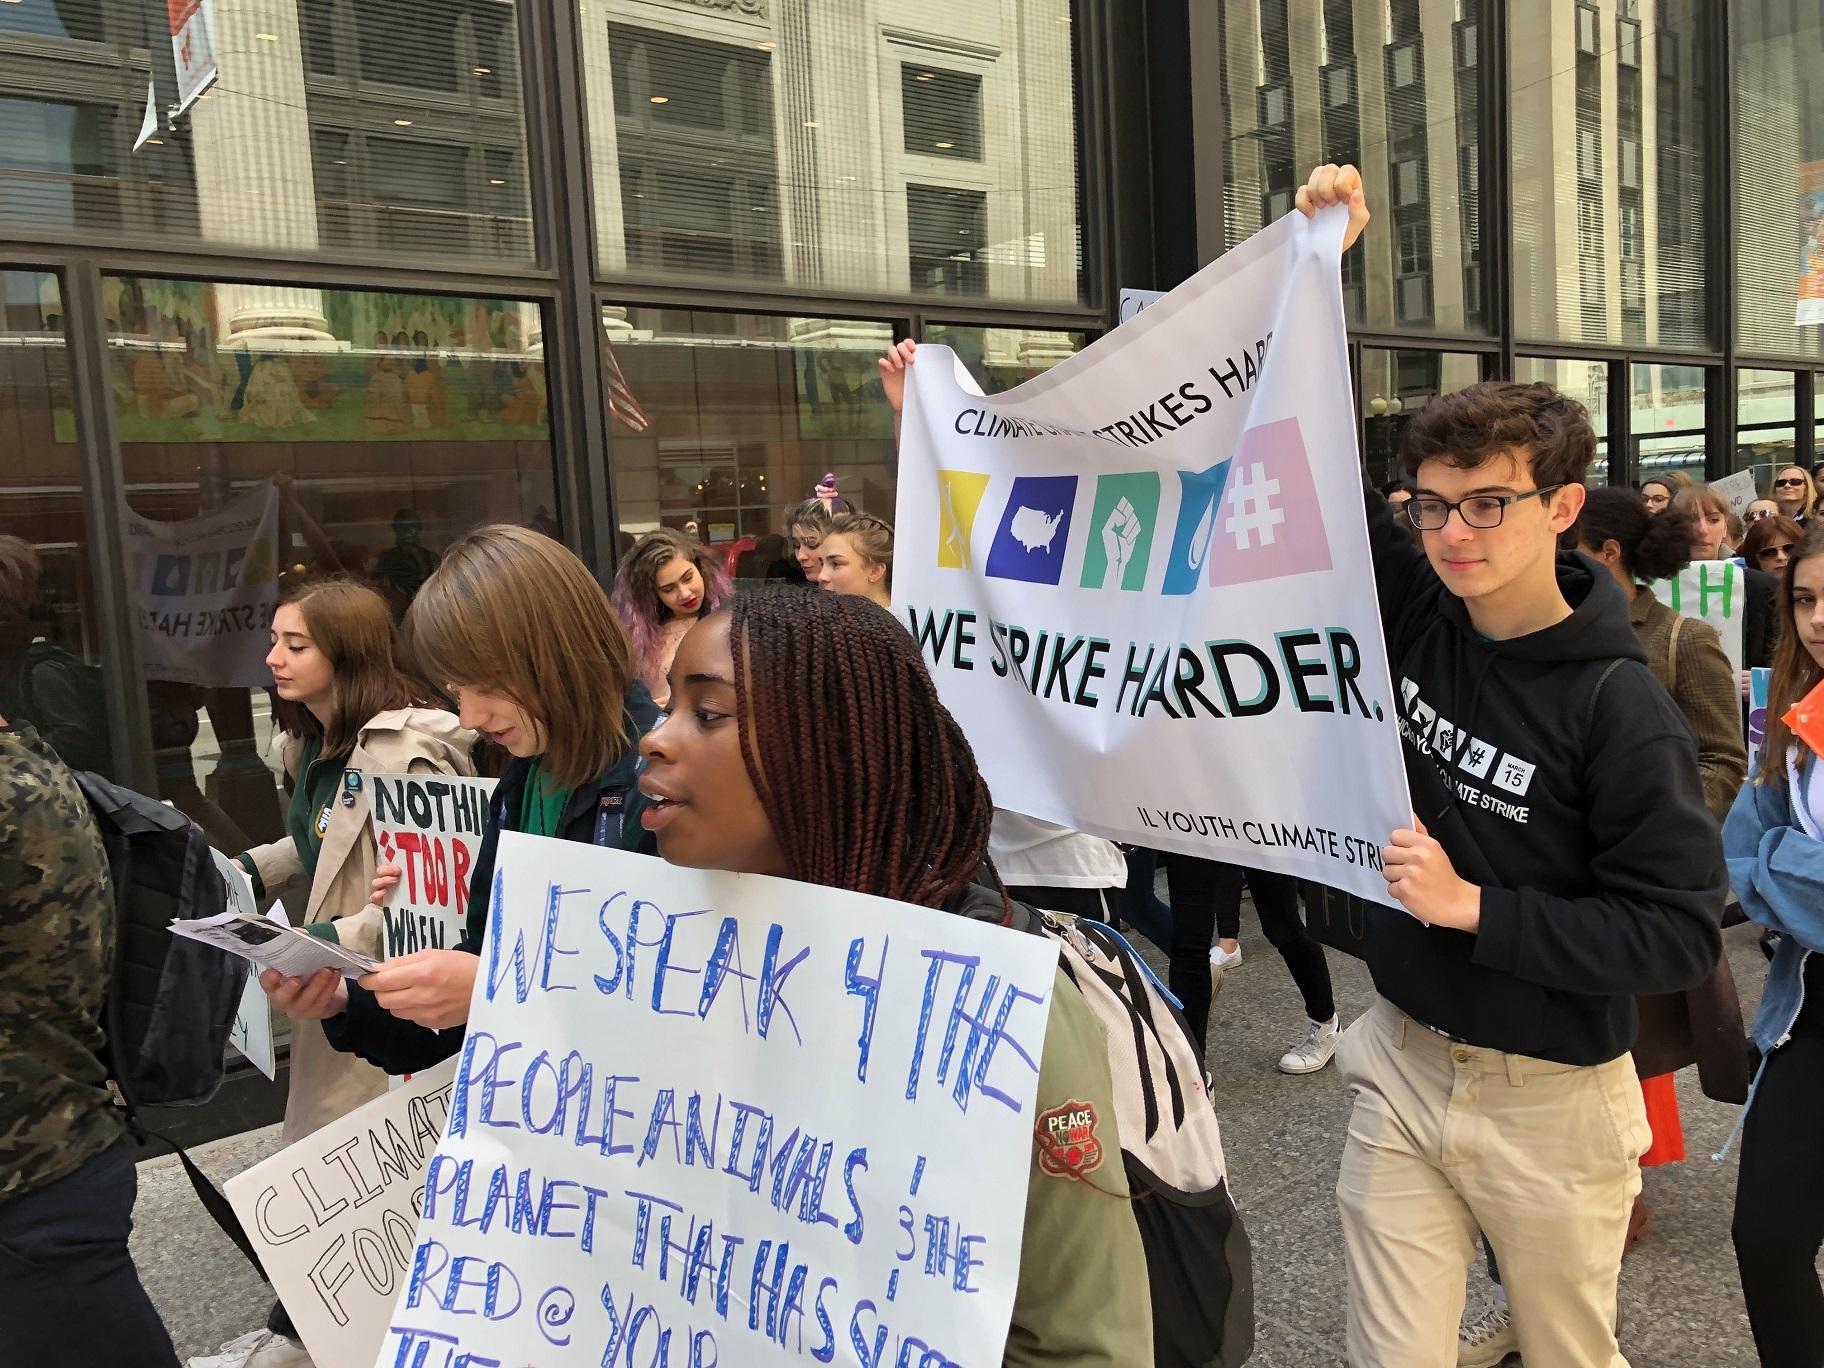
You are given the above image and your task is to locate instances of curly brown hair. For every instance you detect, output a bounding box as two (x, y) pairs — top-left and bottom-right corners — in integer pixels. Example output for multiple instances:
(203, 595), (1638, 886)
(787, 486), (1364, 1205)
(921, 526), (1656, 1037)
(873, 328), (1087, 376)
(1400, 381), (1597, 489)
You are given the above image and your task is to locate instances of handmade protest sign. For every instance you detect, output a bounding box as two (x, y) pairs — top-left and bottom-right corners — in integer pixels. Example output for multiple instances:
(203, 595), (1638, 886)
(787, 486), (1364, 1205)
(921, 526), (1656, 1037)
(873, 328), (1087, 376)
(1649, 562), (1747, 674)
(225, 1059), (457, 1367)
(1750, 668), (1772, 751)
(369, 773), (497, 958)
(125, 483), (280, 688)
(213, 848), (279, 1080)
(895, 207), (1410, 904)
(1710, 469), (1759, 521)
(377, 833), (1059, 1367)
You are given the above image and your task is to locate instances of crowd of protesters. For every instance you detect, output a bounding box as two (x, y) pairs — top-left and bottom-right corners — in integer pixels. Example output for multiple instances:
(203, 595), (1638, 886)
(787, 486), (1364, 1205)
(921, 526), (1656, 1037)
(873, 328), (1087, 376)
(2, 163), (1819, 1368)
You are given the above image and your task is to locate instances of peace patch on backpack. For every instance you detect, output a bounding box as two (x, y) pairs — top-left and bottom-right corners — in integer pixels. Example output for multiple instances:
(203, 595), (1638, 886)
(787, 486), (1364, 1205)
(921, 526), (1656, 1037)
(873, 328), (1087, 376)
(1035, 1098), (1104, 1180)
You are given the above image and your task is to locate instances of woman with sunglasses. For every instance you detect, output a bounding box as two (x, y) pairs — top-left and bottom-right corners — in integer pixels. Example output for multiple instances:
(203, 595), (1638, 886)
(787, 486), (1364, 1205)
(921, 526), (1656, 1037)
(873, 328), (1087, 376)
(1746, 498), (1782, 525)
(1741, 515), (1804, 580)
(1773, 465), (1816, 526)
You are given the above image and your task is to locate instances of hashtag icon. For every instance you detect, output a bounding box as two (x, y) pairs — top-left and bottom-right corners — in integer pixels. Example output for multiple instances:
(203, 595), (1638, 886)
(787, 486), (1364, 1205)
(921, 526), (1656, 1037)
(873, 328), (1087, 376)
(1223, 462), (1285, 549)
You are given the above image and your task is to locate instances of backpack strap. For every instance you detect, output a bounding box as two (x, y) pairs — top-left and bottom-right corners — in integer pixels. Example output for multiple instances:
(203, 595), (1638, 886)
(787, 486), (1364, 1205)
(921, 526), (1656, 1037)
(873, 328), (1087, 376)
(1666, 614), (1684, 696)
(1585, 658), (1627, 736)
(170, 1133), (269, 1281)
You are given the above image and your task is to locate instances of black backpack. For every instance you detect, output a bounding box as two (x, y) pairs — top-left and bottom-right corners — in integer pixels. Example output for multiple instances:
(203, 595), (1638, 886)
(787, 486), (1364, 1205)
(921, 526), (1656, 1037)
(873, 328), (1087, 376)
(76, 771), (247, 1108)
(73, 771), (268, 1276)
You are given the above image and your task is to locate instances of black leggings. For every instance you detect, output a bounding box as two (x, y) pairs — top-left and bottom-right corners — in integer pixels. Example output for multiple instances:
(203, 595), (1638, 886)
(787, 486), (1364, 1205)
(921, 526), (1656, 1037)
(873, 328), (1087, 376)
(1165, 856), (1335, 1048)
(1734, 972), (1824, 1367)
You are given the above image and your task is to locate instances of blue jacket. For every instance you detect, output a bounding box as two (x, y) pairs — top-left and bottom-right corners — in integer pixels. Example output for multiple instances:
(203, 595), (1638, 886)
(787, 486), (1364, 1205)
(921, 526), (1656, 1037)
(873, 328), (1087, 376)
(1723, 765), (1824, 1054)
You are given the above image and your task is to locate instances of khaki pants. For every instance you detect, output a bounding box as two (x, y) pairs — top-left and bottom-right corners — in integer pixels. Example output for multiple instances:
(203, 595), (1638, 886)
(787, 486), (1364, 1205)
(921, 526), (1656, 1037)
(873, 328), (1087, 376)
(1336, 997), (1649, 1367)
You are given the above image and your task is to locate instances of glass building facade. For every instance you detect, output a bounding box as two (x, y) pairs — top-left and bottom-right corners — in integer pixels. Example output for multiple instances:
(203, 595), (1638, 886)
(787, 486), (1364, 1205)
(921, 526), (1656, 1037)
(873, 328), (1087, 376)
(0, 0), (1820, 1126)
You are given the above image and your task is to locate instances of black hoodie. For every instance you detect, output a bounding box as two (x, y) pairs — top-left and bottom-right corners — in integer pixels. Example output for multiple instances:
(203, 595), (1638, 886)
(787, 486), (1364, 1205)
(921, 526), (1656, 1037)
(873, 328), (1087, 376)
(1363, 486), (1724, 1065)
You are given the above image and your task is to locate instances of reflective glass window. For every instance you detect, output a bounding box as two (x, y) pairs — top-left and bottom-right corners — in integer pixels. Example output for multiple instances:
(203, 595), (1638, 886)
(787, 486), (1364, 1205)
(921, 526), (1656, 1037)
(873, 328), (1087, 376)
(0, 269), (127, 783)
(1631, 363), (1707, 488)
(1737, 368), (1799, 496)
(922, 324), (1088, 395)
(1514, 358), (1613, 485)
(1735, 3), (1824, 361)
(582, 4), (1083, 305)
(1357, 348), (1483, 488)
(109, 277), (557, 853)
(1199, 0), (1490, 334)
(1511, 0), (1709, 349)
(601, 307), (896, 570)
(0, 0), (535, 263)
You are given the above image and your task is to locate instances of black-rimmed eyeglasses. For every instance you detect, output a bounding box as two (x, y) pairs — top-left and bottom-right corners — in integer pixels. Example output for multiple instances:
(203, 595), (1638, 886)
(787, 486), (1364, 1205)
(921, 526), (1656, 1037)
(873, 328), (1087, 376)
(1403, 484), (1566, 532)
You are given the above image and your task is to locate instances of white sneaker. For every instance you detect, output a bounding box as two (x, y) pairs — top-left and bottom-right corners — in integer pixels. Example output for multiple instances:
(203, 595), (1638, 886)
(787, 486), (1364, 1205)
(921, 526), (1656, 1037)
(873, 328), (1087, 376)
(188, 1331), (314, 1368)
(1277, 1016), (1340, 1075)
(1458, 1303), (1517, 1367)
(1209, 943), (1243, 970)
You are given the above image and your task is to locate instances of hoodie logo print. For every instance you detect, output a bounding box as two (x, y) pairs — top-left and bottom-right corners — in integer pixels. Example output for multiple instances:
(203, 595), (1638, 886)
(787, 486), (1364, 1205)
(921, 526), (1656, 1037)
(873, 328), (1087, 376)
(1492, 756), (1536, 796)
(1399, 677), (1538, 820)
(1458, 737), (1498, 780)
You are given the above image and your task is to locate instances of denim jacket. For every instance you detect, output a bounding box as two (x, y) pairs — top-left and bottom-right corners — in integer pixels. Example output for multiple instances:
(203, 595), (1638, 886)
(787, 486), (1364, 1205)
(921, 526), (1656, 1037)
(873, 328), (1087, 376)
(1722, 766), (1824, 1054)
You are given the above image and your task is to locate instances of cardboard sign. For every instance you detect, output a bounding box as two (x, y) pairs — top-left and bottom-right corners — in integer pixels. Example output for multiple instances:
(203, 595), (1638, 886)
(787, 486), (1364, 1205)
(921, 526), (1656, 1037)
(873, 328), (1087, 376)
(369, 773), (497, 958)
(376, 834), (1059, 1366)
(213, 849), (278, 1080)
(1750, 667), (1772, 752)
(1710, 469), (1759, 521)
(224, 1059), (458, 1367)
(894, 207), (1410, 905)
(1649, 562), (1748, 675)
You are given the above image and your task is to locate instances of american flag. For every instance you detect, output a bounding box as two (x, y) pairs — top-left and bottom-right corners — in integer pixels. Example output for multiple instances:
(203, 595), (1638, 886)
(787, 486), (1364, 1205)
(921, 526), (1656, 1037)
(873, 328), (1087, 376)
(603, 337), (650, 433)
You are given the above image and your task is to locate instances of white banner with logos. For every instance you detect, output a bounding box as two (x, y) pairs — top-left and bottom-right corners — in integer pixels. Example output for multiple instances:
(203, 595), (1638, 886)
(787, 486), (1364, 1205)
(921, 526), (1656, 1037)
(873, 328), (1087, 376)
(374, 834), (1057, 1367)
(125, 483), (280, 689)
(894, 208), (1410, 904)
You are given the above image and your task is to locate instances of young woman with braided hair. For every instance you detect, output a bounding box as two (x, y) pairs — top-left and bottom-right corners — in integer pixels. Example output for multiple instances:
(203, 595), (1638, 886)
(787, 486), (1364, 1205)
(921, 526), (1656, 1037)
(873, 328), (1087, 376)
(638, 585), (1152, 1363)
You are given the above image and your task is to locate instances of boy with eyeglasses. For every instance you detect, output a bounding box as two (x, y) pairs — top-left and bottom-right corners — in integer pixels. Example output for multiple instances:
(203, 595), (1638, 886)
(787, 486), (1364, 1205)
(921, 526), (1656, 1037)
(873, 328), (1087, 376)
(1300, 166), (1725, 1367)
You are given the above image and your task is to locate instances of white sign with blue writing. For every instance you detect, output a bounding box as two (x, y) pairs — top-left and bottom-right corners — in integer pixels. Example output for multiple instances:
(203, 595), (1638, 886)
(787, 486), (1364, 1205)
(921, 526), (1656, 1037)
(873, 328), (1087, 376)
(377, 833), (1059, 1367)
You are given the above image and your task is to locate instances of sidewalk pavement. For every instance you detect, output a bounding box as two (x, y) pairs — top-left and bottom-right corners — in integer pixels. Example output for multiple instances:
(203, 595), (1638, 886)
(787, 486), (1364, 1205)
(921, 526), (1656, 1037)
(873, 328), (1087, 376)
(137, 911), (1770, 1366)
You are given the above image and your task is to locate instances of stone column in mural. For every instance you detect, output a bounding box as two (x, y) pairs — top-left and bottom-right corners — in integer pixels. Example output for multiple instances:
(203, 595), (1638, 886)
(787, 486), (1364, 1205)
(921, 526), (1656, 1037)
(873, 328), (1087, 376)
(188, 0), (333, 345)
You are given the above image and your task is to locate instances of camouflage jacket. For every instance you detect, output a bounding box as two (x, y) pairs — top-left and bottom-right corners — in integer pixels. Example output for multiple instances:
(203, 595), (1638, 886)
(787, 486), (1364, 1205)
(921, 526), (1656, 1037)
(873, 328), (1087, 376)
(0, 722), (122, 1202)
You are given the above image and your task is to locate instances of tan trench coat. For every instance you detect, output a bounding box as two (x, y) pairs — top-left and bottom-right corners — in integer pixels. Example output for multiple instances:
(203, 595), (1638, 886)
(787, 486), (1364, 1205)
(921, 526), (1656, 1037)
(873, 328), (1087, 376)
(246, 707), (475, 1141)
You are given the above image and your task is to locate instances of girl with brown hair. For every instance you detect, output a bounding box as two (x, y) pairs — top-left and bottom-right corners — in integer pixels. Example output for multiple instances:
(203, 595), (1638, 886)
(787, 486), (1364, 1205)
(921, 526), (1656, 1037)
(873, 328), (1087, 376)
(784, 496), (834, 583)
(264, 526), (660, 1079)
(1740, 513), (1804, 579)
(637, 586), (1153, 1362)
(1725, 519), (1824, 1361)
(241, 577), (476, 1141)
(611, 527), (730, 709)
(1675, 482), (1736, 560)
(816, 511), (893, 608)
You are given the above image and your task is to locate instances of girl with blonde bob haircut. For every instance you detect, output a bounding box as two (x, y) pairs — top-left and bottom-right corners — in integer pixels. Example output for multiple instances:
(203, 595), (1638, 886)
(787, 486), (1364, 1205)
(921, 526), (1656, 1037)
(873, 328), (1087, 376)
(611, 527), (730, 708)
(817, 511), (894, 608)
(263, 525), (661, 1079)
